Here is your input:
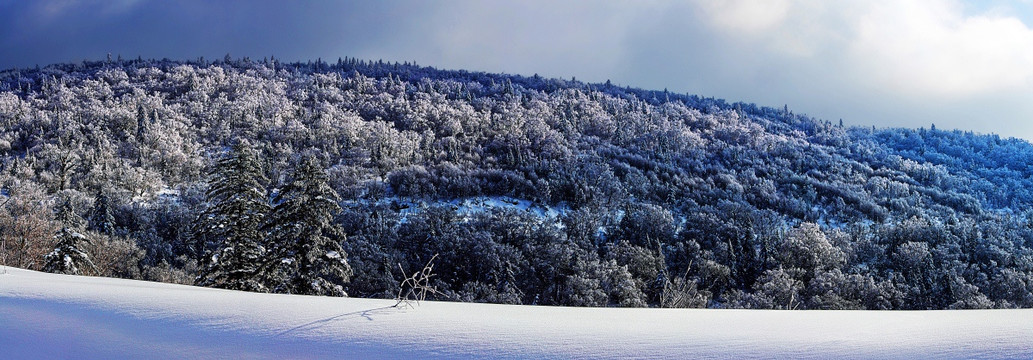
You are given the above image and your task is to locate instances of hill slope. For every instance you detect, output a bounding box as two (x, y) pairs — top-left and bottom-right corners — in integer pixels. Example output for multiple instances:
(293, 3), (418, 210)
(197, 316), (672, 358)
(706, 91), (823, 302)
(1, 58), (1033, 309)
(2, 267), (1033, 359)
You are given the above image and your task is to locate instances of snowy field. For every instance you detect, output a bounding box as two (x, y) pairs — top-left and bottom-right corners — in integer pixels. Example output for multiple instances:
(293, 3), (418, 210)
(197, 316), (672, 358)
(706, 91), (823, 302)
(1, 267), (1031, 359)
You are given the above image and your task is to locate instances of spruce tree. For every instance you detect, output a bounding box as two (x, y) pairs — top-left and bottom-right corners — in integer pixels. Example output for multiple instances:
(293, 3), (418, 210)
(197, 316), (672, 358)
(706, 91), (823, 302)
(44, 198), (97, 275)
(194, 141), (270, 292)
(88, 190), (116, 236)
(261, 156), (352, 296)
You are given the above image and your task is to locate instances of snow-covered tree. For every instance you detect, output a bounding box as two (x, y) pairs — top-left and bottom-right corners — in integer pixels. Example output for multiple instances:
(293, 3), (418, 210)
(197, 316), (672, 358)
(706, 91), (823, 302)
(194, 141), (270, 292)
(43, 197), (97, 275)
(88, 190), (116, 236)
(7, 57), (1033, 309)
(0, 181), (55, 271)
(262, 156), (352, 296)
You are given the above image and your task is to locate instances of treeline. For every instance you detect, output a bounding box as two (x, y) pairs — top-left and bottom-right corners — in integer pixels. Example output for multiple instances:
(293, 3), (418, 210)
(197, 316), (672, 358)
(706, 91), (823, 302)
(0, 57), (1031, 309)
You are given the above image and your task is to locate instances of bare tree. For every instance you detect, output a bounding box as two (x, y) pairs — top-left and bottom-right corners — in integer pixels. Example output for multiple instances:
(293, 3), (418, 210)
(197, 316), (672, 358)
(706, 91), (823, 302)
(394, 254), (445, 308)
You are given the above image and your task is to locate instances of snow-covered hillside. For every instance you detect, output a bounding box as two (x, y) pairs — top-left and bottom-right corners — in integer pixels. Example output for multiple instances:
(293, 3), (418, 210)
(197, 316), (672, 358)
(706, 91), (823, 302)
(1, 268), (1031, 359)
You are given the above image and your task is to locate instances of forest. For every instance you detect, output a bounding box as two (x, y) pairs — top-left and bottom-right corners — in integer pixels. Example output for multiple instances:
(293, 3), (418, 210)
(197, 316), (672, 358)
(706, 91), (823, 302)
(1, 56), (1031, 309)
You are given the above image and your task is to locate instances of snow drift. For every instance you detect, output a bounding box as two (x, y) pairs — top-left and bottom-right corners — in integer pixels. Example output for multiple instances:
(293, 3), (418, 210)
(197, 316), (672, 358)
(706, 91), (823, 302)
(1, 267), (1031, 359)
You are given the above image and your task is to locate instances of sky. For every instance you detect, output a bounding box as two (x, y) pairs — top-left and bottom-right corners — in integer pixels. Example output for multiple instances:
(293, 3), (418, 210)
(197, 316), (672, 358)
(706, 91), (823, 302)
(2, 0), (1033, 139)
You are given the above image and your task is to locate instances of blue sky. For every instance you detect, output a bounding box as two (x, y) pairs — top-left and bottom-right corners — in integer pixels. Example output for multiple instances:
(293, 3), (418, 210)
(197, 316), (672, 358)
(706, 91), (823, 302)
(2, 0), (1033, 139)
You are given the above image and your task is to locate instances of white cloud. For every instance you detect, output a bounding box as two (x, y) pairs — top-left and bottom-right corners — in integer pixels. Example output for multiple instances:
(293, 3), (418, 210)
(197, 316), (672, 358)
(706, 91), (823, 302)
(848, 0), (1033, 98)
(684, 1), (861, 57)
(644, 0), (1033, 138)
(681, 0), (1033, 98)
(691, 0), (793, 35)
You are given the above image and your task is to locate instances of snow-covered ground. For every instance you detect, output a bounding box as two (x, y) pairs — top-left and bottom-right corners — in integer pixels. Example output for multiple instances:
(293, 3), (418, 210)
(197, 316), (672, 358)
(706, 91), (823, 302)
(1, 267), (1031, 359)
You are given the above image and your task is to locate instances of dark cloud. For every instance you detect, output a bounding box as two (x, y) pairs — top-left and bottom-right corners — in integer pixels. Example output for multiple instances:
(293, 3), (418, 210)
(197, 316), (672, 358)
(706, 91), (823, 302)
(0, 0), (430, 66)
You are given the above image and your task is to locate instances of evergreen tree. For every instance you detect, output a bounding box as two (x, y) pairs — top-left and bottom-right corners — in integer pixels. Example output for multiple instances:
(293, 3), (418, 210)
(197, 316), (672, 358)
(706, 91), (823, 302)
(194, 141), (270, 292)
(262, 156), (352, 296)
(88, 190), (116, 236)
(44, 198), (97, 275)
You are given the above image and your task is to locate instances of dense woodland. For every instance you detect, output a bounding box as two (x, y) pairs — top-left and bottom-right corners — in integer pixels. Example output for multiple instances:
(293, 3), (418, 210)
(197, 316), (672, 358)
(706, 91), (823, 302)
(1, 56), (1032, 309)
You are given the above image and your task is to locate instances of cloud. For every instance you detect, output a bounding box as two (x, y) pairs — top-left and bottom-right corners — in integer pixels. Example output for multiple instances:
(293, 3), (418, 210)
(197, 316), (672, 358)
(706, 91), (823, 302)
(691, 0), (793, 35)
(408, 1), (647, 80)
(20, 0), (143, 24)
(606, 0), (1033, 138)
(678, 0), (1033, 98)
(848, 0), (1033, 98)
